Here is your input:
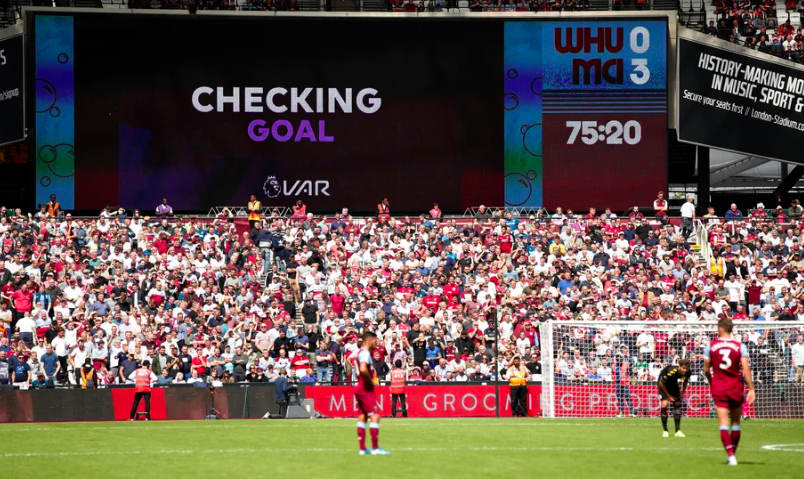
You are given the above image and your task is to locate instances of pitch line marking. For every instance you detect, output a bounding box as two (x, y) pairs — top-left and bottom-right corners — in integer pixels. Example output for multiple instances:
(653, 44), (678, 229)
(0, 446), (727, 458)
(762, 444), (804, 452)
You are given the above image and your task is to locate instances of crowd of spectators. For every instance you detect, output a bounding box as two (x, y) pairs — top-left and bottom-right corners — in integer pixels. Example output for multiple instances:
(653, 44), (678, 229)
(0, 193), (803, 393)
(700, 0), (804, 63)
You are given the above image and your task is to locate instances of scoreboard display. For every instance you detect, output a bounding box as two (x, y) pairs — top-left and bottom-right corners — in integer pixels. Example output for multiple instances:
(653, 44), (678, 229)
(27, 12), (668, 213)
(505, 19), (668, 210)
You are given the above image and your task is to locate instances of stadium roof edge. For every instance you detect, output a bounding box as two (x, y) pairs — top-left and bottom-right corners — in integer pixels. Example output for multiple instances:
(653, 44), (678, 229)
(20, 6), (677, 20)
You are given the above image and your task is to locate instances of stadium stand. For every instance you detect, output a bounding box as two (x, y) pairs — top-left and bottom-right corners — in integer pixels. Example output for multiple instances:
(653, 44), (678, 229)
(680, 0), (804, 64)
(0, 199), (803, 397)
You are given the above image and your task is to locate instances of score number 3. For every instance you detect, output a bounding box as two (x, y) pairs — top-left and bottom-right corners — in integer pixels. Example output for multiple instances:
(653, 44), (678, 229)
(566, 120), (642, 145)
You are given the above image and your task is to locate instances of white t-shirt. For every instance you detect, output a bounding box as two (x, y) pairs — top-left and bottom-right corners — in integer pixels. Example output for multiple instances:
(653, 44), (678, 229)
(793, 343), (804, 366)
(52, 336), (68, 357)
(15, 317), (36, 334)
(637, 333), (655, 354)
(681, 202), (695, 219)
(724, 280), (743, 302)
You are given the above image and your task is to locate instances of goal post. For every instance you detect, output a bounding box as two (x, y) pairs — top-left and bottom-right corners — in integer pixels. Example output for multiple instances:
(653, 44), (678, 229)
(539, 320), (804, 419)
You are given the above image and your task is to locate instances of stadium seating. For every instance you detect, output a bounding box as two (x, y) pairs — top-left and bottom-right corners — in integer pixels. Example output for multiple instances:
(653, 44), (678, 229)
(0, 198), (802, 396)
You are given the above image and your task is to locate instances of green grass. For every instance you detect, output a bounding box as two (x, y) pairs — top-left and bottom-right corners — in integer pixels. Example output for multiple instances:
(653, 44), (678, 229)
(1, 418), (803, 478)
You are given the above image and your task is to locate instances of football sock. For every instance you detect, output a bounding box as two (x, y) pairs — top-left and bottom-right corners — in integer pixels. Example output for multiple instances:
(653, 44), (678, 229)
(660, 407), (669, 431)
(357, 422), (366, 450)
(370, 422), (380, 450)
(673, 404), (682, 432)
(731, 426), (741, 453)
(719, 425), (734, 457)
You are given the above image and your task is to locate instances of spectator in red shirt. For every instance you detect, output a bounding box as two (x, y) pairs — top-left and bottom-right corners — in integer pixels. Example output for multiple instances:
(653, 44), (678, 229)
(4, 283), (33, 329)
(774, 205), (788, 223)
(751, 203), (769, 219)
(628, 206), (644, 220)
(330, 291), (346, 315)
(653, 191), (668, 221)
(290, 346), (311, 377)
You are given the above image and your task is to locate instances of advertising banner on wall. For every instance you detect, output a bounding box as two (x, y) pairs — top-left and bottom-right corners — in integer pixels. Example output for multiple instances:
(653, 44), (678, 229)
(678, 30), (804, 164)
(28, 12), (667, 212)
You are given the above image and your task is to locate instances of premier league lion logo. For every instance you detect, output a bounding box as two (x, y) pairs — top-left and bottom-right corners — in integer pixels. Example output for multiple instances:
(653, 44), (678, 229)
(263, 176), (281, 199)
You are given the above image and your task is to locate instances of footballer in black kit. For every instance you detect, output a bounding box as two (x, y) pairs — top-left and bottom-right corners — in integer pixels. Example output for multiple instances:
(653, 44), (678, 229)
(657, 359), (691, 438)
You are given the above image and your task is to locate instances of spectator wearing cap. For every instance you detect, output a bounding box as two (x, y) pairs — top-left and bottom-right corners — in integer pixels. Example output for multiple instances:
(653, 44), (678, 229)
(789, 199), (803, 219)
(774, 206), (788, 223)
(12, 353), (31, 389)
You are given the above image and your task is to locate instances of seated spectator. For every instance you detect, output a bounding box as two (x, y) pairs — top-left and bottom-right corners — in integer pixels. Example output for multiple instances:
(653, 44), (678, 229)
(702, 207), (718, 223)
(773, 206), (788, 223)
(724, 203), (743, 221)
(299, 368), (316, 383)
(751, 202), (769, 219)
(780, 18), (795, 37)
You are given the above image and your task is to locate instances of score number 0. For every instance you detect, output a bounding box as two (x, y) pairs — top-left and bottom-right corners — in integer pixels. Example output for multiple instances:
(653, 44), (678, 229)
(566, 120), (642, 145)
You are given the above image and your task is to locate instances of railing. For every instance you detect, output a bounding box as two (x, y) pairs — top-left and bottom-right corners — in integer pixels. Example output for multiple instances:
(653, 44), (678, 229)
(0, 0), (680, 20)
(206, 205), (291, 217)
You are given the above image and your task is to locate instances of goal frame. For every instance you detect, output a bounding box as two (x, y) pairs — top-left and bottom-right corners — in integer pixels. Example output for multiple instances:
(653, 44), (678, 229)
(539, 319), (804, 418)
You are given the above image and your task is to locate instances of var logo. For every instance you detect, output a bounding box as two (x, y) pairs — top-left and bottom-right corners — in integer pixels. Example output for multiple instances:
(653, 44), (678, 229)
(263, 175), (330, 198)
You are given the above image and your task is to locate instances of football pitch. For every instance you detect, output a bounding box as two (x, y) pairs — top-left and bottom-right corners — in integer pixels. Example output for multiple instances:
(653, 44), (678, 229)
(1, 418), (802, 479)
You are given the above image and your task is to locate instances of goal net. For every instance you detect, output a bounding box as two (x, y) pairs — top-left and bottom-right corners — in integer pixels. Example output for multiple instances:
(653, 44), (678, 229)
(539, 320), (804, 419)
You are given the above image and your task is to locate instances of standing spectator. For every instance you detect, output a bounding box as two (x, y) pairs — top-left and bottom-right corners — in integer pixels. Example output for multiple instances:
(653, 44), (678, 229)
(128, 360), (157, 421)
(2, 283), (33, 333)
(302, 298), (319, 324)
(0, 349), (10, 387)
(389, 360), (408, 417)
(315, 340), (333, 384)
(247, 194), (261, 230)
(274, 369), (290, 417)
(653, 191), (668, 222)
(46, 194), (61, 218)
(12, 353), (31, 389)
(155, 198), (173, 218)
(429, 203), (442, 219)
(508, 356), (529, 417)
(792, 335), (804, 383)
(377, 198), (391, 223)
(291, 200), (306, 219)
(680, 195), (696, 240)
(78, 358), (97, 389)
(615, 352), (635, 417)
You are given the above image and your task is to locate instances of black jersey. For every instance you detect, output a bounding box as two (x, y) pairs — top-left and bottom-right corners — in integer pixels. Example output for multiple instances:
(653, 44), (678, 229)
(657, 365), (690, 390)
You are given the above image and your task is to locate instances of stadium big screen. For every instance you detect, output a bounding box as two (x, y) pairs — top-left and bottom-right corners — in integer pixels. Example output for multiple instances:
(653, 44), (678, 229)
(27, 12), (667, 212)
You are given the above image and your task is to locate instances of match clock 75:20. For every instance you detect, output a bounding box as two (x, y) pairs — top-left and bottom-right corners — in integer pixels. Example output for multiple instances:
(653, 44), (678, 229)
(565, 120), (642, 145)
